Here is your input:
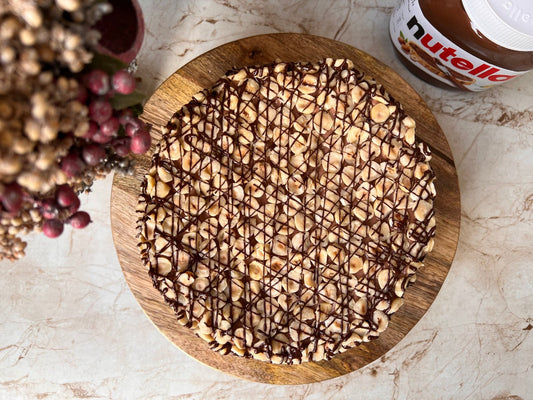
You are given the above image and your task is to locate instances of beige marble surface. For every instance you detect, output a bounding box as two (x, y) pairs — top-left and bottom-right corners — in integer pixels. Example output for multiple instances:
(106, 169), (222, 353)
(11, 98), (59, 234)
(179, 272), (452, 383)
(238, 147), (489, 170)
(1, 1), (532, 399)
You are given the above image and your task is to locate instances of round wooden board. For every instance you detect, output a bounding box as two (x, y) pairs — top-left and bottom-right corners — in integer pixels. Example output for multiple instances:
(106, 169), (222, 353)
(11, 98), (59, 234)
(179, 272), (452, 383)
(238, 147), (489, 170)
(110, 33), (461, 384)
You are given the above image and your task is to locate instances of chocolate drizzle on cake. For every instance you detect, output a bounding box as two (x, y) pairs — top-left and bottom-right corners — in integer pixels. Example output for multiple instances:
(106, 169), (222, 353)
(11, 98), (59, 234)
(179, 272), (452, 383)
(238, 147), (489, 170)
(137, 59), (437, 364)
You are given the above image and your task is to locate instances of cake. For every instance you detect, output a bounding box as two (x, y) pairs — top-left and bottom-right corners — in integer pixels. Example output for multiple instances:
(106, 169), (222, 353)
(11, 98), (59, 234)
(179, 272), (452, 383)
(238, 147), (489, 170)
(137, 58), (436, 364)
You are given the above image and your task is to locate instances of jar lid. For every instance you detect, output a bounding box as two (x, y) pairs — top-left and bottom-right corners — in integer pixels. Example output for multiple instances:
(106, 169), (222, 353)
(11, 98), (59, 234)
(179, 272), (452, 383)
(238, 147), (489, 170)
(463, 0), (533, 51)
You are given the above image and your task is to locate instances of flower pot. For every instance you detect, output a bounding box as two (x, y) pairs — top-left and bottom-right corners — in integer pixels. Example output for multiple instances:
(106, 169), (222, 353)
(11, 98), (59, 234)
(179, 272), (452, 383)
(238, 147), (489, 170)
(93, 0), (145, 64)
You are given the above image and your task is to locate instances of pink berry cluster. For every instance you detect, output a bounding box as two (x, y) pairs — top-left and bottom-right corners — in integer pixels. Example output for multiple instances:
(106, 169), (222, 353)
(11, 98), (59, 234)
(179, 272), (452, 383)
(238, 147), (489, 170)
(0, 182), (91, 238)
(41, 185), (91, 238)
(49, 68), (150, 238)
(48, 69), (151, 238)
(61, 68), (151, 179)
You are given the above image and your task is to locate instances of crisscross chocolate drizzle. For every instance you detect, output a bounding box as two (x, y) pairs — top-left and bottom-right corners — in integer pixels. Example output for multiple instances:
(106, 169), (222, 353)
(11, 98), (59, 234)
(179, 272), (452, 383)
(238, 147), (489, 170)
(137, 59), (436, 364)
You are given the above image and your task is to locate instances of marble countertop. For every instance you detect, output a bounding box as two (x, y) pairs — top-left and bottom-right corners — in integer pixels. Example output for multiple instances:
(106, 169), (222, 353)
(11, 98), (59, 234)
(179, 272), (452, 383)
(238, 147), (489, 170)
(1, 1), (532, 399)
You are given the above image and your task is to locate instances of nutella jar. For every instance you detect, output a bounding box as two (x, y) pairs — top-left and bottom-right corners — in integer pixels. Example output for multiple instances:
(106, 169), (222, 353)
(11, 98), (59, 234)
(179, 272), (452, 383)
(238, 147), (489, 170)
(390, 0), (533, 90)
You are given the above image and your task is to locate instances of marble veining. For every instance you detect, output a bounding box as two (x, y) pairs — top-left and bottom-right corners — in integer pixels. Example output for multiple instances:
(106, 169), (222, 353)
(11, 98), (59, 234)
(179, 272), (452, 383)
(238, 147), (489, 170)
(1, 0), (532, 399)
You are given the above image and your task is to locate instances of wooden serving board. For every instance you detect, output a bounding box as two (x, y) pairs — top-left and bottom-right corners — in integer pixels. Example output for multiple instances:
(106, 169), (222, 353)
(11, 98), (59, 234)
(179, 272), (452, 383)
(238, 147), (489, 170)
(110, 33), (461, 384)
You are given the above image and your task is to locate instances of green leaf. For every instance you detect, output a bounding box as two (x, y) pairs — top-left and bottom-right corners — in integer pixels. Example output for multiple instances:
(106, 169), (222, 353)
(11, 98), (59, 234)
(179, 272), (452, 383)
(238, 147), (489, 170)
(110, 91), (145, 110)
(400, 31), (405, 40)
(117, 124), (126, 137)
(90, 53), (128, 75)
(130, 103), (144, 117)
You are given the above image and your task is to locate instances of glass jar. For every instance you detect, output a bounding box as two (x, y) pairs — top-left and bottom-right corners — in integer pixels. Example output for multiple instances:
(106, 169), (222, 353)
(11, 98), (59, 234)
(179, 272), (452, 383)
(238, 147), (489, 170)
(389, 0), (533, 90)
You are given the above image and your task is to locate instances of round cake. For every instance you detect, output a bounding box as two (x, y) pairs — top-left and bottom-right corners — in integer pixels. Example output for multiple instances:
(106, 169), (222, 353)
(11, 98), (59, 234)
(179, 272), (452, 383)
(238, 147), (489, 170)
(137, 58), (436, 364)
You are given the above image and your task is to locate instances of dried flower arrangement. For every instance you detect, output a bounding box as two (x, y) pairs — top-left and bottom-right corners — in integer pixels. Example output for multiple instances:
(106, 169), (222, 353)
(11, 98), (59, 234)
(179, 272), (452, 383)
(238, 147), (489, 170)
(0, 0), (149, 260)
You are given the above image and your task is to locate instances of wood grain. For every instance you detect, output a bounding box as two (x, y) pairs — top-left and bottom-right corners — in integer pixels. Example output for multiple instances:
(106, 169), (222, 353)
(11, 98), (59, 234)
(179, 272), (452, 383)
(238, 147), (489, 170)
(110, 33), (461, 384)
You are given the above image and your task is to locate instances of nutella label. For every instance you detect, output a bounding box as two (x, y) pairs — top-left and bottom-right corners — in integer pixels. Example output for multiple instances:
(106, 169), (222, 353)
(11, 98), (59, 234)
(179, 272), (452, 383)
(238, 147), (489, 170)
(390, 0), (528, 90)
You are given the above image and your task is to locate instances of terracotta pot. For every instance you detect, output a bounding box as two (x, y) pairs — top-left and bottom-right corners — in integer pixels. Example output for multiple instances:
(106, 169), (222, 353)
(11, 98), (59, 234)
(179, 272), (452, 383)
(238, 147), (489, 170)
(93, 0), (145, 64)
